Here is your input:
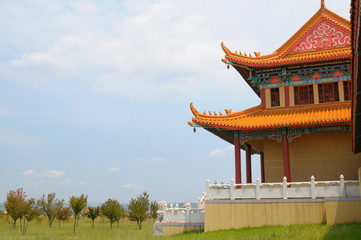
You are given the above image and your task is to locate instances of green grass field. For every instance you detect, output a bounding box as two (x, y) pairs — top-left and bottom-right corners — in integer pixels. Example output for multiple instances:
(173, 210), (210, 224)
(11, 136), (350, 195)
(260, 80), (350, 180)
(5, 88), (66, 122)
(0, 215), (361, 240)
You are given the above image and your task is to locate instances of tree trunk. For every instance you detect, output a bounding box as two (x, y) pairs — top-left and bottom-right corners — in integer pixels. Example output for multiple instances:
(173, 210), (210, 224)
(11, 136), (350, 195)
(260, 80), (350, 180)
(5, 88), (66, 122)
(73, 216), (77, 233)
(24, 220), (29, 234)
(20, 217), (23, 234)
(48, 217), (54, 228)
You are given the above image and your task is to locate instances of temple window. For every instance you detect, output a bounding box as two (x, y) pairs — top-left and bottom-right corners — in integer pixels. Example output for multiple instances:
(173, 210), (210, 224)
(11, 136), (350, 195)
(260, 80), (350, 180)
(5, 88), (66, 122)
(343, 81), (352, 101)
(270, 88), (280, 107)
(294, 85), (314, 105)
(318, 82), (339, 103)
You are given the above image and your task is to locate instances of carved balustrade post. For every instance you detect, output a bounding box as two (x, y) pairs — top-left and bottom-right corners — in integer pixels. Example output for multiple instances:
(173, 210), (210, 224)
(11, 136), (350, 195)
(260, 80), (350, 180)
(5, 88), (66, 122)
(163, 208), (168, 222)
(230, 178), (235, 200)
(310, 175), (316, 199)
(256, 178), (261, 200)
(282, 177), (288, 199)
(206, 180), (210, 200)
(340, 174), (345, 197)
(186, 206), (191, 223)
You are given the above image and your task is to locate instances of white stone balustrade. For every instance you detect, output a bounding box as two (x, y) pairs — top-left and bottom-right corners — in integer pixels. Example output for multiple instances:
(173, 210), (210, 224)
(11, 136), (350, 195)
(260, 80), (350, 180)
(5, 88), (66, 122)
(205, 175), (360, 200)
(161, 205), (204, 223)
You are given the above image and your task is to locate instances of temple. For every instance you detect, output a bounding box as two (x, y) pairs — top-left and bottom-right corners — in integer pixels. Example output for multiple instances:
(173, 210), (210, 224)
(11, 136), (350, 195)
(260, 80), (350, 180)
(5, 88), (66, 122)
(186, 1), (361, 232)
(189, 3), (360, 185)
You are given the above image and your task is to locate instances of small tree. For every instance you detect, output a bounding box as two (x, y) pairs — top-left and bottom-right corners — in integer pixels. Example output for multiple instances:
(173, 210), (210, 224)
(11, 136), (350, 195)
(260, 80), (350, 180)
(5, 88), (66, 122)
(20, 198), (41, 234)
(38, 193), (64, 228)
(85, 207), (100, 228)
(69, 194), (88, 233)
(127, 192), (150, 230)
(150, 200), (159, 221)
(56, 207), (71, 228)
(4, 188), (27, 228)
(100, 199), (125, 229)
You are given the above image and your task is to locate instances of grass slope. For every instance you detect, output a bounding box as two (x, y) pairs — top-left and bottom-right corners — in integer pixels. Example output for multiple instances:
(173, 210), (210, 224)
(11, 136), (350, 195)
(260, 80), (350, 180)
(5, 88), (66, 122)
(0, 216), (360, 240)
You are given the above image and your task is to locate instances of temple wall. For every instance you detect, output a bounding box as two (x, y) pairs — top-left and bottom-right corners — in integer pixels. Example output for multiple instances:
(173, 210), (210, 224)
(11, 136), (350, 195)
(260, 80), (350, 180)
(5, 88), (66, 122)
(204, 199), (361, 232)
(264, 131), (361, 182)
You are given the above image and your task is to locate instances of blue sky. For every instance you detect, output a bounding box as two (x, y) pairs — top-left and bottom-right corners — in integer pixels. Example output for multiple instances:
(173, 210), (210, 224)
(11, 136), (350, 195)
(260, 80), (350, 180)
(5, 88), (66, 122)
(0, 0), (349, 204)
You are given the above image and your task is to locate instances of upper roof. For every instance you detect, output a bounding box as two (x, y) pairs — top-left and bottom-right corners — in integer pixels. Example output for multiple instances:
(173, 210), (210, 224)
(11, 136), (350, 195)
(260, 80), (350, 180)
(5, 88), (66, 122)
(189, 101), (351, 131)
(223, 5), (351, 69)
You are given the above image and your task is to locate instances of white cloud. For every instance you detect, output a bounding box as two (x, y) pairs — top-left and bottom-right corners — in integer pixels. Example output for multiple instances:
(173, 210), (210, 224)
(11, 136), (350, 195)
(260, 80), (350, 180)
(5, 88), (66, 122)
(22, 169), (65, 178)
(108, 167), (120, 173)
(121, 183), (145, 190)
(209, 145), (233, 157)
(1, 0), (244, 100)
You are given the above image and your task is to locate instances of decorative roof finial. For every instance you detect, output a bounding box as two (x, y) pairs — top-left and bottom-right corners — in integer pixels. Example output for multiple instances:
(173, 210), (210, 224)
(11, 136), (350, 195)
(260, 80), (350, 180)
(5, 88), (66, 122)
(321, 0), (325, 8)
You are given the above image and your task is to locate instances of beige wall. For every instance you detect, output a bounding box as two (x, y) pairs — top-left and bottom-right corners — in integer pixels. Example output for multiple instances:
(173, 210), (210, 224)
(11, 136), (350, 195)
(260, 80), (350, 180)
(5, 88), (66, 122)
(205, 201), (325, 232)
(263, 131), (361, 182)
(326, 200), (361, 225)
(205, 200), (361, 232)
(265, 88), (271, 108)
(264, 87), (285, 108)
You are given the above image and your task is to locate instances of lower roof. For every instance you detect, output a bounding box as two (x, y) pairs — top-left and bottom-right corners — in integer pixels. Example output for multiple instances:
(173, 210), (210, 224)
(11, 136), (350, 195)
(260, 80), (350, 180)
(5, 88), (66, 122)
(189, 101), (351, 131)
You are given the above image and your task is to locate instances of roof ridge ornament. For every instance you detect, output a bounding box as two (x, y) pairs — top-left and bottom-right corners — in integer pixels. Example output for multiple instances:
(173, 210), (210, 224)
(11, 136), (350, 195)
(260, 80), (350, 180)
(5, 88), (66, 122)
(321, 0), (325, 8)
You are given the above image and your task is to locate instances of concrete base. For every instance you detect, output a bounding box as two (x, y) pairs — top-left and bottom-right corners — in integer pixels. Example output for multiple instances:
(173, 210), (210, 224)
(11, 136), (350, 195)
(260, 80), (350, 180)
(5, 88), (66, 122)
(153, 222), (204, 236)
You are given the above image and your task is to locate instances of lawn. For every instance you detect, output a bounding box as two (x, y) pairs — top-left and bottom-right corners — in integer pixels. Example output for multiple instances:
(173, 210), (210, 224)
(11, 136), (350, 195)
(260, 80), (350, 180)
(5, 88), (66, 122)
(0, 215), (360, 240)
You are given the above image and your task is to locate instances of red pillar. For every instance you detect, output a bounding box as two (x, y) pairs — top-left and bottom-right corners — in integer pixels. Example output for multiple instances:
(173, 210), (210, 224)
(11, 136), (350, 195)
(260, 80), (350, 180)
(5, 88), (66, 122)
(234, 137), (241, 184)
(282, 135), (291, 182)
(245, 143), (252, 183)
(284, 86), (290, 107)
(261, 88), (266, 108)
(260, 152), (265, 183)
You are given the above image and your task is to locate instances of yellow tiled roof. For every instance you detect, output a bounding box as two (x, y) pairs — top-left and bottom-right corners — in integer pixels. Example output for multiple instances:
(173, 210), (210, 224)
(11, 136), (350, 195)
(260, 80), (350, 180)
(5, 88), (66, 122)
(189, 102), (351, 130)
(222, 7), (351, 68)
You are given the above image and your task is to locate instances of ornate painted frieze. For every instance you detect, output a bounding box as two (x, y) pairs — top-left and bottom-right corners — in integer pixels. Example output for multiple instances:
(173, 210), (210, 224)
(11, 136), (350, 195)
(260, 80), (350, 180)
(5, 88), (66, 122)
(238, 125), (351, 143)
(249, 63), (350, 88)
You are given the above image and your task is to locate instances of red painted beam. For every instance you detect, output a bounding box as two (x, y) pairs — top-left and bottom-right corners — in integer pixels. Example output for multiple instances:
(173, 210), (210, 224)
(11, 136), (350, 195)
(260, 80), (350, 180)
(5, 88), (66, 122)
(245, 143), (252, 183)
(284, 86), (290, 107)
(261, 88), (266, 108)
(282, 135), (291, 182)
(234, 137), (241, 184)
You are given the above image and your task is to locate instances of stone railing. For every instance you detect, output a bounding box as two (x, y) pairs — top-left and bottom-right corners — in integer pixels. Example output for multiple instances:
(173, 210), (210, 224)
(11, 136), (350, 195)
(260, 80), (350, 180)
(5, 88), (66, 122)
(206, 175), (360, 200)
(160, 204), (204, 223)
